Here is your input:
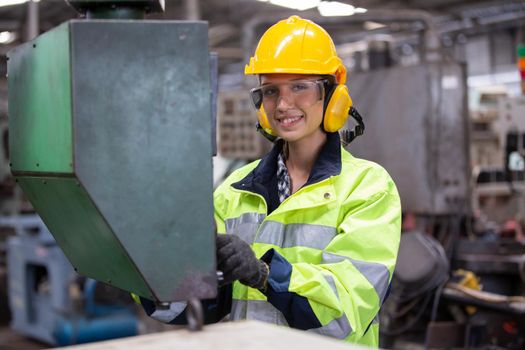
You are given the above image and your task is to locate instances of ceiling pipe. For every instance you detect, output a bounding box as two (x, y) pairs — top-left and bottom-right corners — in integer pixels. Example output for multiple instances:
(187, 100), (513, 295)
(25, 0), (39, 41)
(184, 0), (200, 20)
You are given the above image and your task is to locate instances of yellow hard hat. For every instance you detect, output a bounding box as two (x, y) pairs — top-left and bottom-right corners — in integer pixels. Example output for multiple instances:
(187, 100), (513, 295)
(245, 15), (347, 84)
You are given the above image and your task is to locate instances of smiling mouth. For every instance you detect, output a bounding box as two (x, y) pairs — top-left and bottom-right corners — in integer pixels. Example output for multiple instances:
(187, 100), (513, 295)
(276, 115), (303, 127)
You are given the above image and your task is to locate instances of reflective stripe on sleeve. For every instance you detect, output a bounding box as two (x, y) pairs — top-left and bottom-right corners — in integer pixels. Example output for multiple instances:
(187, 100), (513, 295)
(255, 221), (337, 249)
(322, 252), (390, 302)
(323, 274), (340, 300)
(308, 313), (353, 339)
(308, 274), (353, 339)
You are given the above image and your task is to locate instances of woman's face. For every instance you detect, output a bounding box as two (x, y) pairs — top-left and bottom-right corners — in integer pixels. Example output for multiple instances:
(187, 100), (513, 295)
(259, 73), (325, 143)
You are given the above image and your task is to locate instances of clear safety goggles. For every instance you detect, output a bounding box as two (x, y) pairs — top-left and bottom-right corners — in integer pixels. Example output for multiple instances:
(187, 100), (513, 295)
(250, 79), (329, 111)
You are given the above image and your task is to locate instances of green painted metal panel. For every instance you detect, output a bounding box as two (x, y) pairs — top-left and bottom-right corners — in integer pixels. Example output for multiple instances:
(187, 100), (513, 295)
(7, 22), (74, 174)
(7, 20), (216, 302)
(71, 21), (216, 302)
(16, 176), (152, 298)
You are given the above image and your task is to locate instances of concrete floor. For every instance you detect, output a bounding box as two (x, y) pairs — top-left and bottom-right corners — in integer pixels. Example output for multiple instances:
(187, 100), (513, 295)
(0, 327), (48, 350)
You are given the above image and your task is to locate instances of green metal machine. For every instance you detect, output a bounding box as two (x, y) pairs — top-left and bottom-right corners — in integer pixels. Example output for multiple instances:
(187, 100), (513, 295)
(7, 0), (217, 303)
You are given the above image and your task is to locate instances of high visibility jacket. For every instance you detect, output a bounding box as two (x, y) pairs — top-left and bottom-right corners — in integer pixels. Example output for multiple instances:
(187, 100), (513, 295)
(214, 132), (401, 347)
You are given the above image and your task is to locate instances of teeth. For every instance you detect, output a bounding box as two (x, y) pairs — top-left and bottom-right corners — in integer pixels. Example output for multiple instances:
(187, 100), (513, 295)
(279, 116), (302, 124)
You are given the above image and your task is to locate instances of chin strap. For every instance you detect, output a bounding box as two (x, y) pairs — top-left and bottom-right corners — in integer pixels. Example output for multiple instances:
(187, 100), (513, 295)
(341, 107), (365, 146)
(256, 122), (279, 143)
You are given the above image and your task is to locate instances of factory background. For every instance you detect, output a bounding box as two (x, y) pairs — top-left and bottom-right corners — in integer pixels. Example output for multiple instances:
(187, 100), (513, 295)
(0, 0), (524, 349)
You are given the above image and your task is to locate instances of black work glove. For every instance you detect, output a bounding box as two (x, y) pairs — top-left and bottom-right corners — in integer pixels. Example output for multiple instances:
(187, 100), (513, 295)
(216, 234), (269, 290)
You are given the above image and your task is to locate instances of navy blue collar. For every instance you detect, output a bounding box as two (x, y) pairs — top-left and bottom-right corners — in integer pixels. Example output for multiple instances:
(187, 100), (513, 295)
(232, 132), (342, 206)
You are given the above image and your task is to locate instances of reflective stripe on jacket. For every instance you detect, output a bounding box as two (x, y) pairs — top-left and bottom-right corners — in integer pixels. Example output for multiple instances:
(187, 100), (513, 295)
(214, 133), (401, 347)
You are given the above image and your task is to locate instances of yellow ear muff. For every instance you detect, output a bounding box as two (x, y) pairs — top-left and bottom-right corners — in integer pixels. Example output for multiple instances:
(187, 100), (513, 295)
(323, 85), (353, 132)
(256, 103), (277, 136)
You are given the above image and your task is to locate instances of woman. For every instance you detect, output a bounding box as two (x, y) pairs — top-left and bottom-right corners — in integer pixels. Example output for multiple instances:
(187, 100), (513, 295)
(214, 15), (401, 347)
(143, 15), (401, 348)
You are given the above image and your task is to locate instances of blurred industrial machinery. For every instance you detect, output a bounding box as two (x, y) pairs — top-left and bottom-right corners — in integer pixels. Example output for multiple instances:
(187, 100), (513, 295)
(343, 21), (525, 350)
(217, 90), (271, 160)
(1, 215), (137, 346)
(471, 94), (525, 225)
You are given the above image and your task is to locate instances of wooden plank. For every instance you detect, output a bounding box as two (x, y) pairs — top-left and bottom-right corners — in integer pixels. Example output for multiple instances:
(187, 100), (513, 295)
(55, 321), (367, 350)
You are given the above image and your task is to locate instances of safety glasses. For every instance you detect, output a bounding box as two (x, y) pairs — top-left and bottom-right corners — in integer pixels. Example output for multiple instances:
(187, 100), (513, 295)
(250, 79), (328, 111)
